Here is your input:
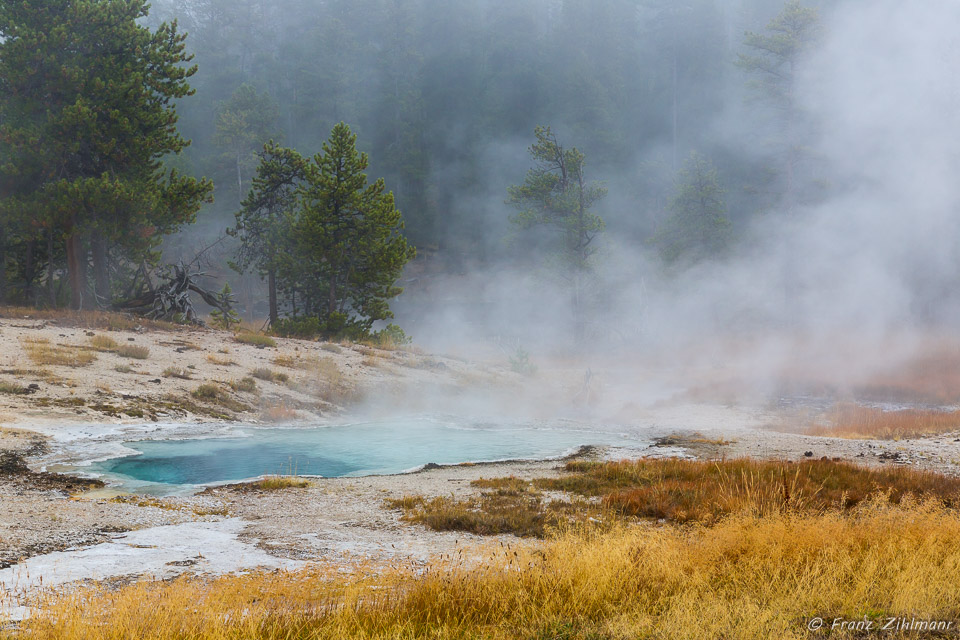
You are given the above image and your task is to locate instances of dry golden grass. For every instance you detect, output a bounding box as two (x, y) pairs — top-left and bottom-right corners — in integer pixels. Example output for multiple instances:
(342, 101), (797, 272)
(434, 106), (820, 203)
(14, 498), (960, 640)
(251, 367), (289, 383)
(228, 377), (258, 393)
(548, 458), (960, 524)
(386, 493), (594, 538)
(88, 335), (118, 351)
(808, 403), (960, 440)
(394, 459), (960, 534)
(22, 340), (96, 367)
(162, 366), (193, 380)
(110, 495), (229, 517)
(115, 344), (150, 360)
(0, 381), (30, 395)
(189, 384), (250, 414)
(0, 306), (167, 331)
(257, 475), (311, 490)
(272, 354), (299, 368)
(206, 354), (237, 366)
(191, 383), (221, 400)
(233, 332), (277, 348)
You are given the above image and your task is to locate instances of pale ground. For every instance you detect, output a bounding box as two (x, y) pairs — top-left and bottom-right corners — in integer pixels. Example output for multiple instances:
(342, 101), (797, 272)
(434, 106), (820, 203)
(3, 316), (960, 620)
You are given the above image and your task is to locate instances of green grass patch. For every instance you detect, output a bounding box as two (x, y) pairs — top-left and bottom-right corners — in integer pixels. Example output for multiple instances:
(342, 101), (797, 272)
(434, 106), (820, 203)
(234, 332), (277, 348)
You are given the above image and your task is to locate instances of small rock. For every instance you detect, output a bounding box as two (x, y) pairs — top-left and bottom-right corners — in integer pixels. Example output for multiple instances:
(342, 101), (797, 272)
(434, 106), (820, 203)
(803, 451), (813, 457)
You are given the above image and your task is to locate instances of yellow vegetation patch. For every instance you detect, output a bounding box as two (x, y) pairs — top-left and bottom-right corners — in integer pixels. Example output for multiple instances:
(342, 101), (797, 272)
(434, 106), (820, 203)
(16, 498), (960, 640)
(22, 340), (96, 367)
(88, 335), (118, 351)
(257, 475), (311, 490)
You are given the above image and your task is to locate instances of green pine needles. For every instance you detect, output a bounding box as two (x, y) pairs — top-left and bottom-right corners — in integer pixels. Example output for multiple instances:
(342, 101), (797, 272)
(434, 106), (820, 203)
(231, 123), (415, 341)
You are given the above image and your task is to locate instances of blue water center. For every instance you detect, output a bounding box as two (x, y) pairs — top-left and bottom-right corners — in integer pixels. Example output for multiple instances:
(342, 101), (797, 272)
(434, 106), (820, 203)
(93, 417), (643, 491)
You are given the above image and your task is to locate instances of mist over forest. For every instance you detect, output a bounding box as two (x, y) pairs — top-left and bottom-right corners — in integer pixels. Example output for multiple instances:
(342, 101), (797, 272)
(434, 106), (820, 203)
(4, 0), (958, 361)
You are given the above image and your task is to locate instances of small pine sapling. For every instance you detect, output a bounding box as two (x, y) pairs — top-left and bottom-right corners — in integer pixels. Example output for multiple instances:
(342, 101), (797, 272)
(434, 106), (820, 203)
(210, 283), (241, 330)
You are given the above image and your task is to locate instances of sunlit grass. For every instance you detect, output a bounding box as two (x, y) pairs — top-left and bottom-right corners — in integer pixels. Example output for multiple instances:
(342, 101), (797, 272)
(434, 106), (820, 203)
(115, 344), (150, 360)
(22, 339), (96, 367)
(206, 354), (237, 366)
(13, 497), (960, 640)
(392, 459), (960, 533)
(257, 475), (311, 490)
(88, 335), (118, 351)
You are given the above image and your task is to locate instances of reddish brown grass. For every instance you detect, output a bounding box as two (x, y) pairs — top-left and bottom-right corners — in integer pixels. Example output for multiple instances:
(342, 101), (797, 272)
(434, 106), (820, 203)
(808, 403), (960, 440)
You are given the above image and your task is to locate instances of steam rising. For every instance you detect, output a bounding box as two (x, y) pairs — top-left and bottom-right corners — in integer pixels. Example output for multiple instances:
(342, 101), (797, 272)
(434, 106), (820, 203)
(395, 0), (960, 387)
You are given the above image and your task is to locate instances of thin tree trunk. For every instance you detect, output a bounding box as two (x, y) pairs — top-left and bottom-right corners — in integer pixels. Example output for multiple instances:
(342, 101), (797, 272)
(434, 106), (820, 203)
(24, 240), (35, 305)
(46, 228), (56, 307)
(237, 152), (243, 205)
(92, 235), (110, 307)
(328, 276), (337, 319)
(268, 268), (278, 326)
(66, 222), (87, 310)
(0, 232), (7, 306)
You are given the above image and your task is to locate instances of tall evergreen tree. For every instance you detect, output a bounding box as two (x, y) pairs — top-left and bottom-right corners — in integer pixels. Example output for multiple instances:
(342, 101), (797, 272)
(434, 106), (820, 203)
(508, 126), (607, 344)
(289, 123), (415, 335)
(651, 151), (732, 265)
(214, 84), (281, 206)
(0, 0), (212, 309)
(230, 142), (306, 326)
(737, 1), (820, 214)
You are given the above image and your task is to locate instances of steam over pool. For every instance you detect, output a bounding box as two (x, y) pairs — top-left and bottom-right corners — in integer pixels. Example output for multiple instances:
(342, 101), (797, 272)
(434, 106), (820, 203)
(91, 417), (645, 493)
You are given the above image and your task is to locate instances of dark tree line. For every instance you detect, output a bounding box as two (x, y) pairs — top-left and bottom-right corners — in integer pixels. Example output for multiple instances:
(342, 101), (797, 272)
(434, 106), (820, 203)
(0, 0), (823, 335)
(148, 0), (823, 264)
(0, 0), (213, 310)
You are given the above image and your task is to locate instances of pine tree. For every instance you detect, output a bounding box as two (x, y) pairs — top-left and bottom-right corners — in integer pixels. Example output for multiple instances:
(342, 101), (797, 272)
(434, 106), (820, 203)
(737, 1), (820, 214)
(652, 151), (732, 266)
(507, 126), (607, 344)
(214, 84), (281, 205)
(291, 123), (415, 336)
(209, 283), (241, 329)
(0, 0), (213, 309)
(230, 142), (307, 326)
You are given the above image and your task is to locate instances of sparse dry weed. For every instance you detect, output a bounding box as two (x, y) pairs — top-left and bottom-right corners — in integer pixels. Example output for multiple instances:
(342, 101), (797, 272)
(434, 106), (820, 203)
(22, 340), (96, 367)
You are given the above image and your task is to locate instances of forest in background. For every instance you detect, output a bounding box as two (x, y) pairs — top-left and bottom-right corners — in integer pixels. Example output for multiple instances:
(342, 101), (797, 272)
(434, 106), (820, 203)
(151, 0), (796, 262)
(5, 0), (957, 353)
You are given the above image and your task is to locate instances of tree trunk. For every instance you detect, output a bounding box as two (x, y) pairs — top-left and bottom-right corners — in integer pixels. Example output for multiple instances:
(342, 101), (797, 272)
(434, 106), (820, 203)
(328, 276), (337, 319)
(236, 152), (244, 205)
(268, 268), (278, 326)
(66, 227), (87, 311)
(92, 235), (110, 307)
(24, 240), (35, 305)
(0, 233), (6, 306)
(46, 228), (56, 307)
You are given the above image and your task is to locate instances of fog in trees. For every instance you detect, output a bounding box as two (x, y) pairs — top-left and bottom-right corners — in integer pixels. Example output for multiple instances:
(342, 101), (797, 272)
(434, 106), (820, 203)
(3, 0), (959, 388)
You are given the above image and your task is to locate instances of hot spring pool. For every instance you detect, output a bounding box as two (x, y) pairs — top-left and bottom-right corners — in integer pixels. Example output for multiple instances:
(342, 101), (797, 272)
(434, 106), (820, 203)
(88, 417), (645, 493)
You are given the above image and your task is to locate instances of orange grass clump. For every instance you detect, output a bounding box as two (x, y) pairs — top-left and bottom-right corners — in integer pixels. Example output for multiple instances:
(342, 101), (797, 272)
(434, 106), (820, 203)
(11, 498), (960, 640)
(541, 458), (960, 524)
(392, 459), (960, 535)
(809, 403), (960, 440)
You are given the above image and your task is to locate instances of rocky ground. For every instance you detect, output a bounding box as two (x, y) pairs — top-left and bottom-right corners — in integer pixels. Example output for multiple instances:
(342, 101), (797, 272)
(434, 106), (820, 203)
(3, 315), (960, 620)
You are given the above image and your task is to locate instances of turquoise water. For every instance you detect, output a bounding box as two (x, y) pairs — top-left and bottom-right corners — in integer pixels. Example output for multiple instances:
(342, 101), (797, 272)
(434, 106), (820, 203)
(91, 417), (643, 492)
